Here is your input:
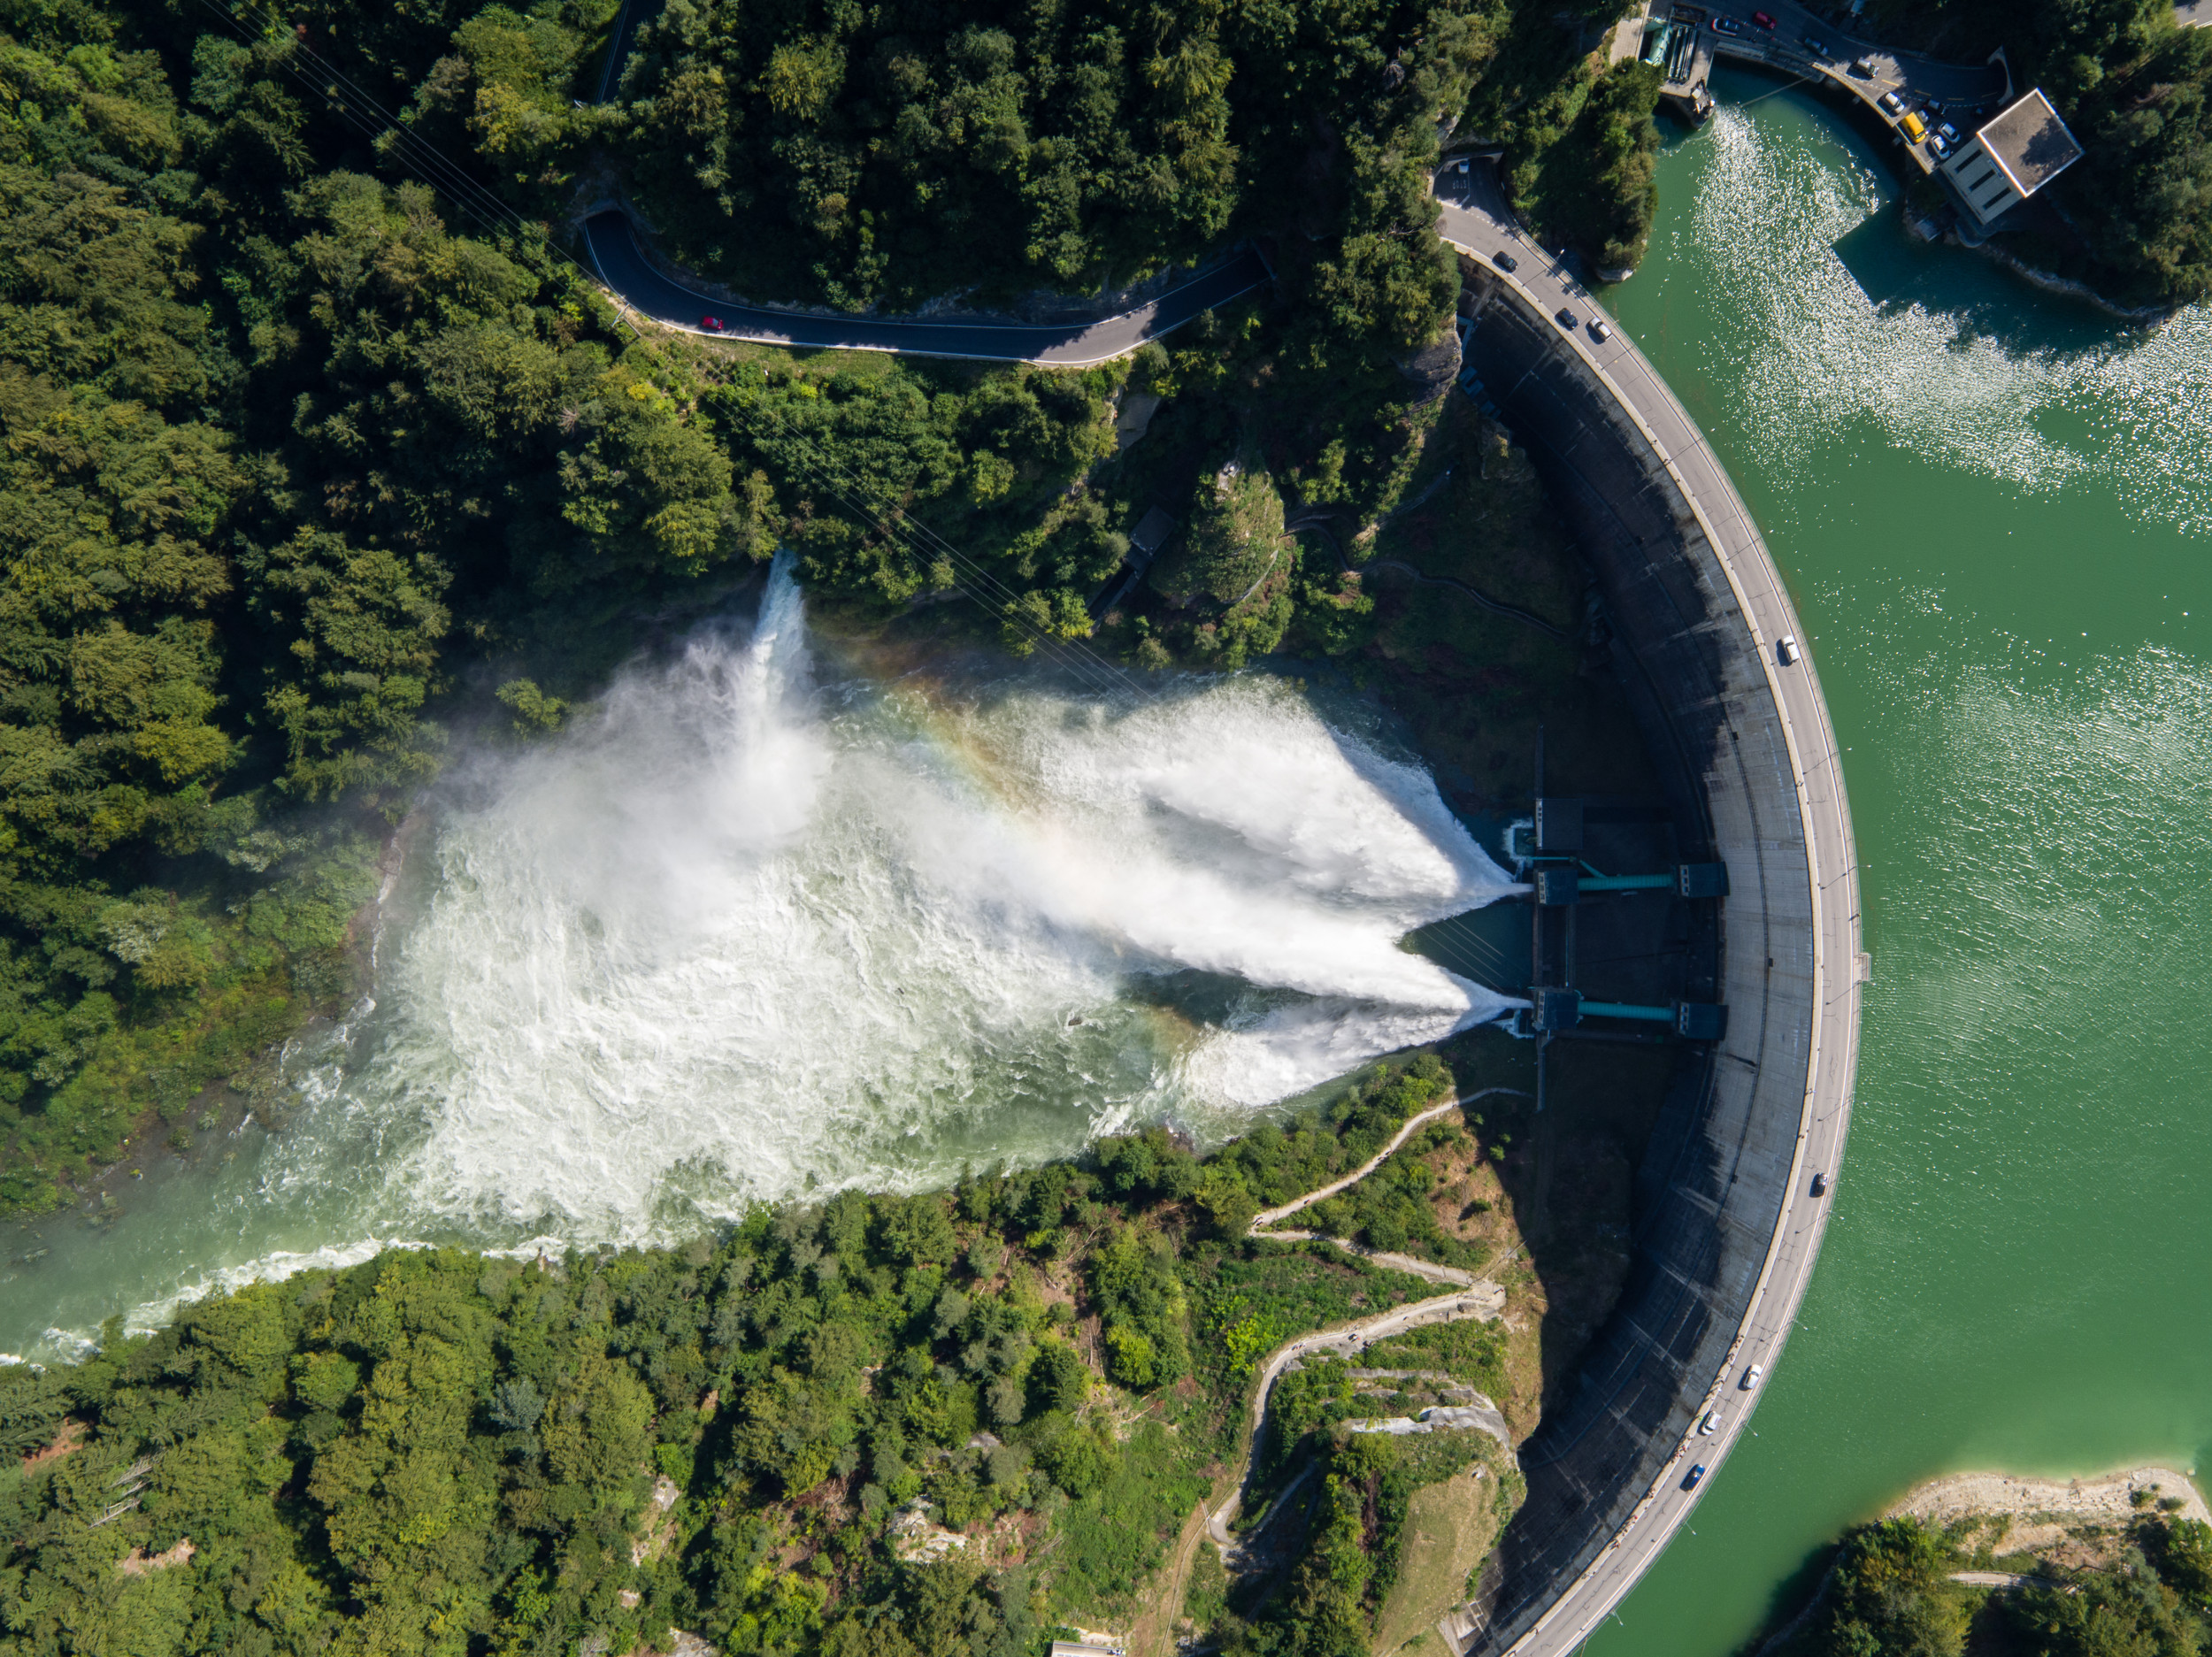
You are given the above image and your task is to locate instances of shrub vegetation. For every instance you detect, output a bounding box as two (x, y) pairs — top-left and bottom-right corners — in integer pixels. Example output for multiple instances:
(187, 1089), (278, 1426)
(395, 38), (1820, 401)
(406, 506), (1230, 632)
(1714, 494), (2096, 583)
(1864, 0), (2212, 306)
(0, 1052), (1517, 1656)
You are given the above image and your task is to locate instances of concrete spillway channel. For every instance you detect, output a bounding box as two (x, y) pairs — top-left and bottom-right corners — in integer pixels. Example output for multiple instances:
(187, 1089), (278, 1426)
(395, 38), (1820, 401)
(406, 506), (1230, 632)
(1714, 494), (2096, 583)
(1435, 175), (1865, 1655)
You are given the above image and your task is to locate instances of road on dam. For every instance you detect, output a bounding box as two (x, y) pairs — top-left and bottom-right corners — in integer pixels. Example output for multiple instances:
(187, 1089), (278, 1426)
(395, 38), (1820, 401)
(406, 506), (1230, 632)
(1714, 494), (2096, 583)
(1434, 167), (1864, 1654)
(580, 211), (1271, 366)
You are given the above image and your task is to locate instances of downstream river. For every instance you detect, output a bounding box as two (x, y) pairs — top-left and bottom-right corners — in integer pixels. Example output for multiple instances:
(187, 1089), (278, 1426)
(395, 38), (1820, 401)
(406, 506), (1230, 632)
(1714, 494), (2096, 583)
(1586, 66), (2212, 1653)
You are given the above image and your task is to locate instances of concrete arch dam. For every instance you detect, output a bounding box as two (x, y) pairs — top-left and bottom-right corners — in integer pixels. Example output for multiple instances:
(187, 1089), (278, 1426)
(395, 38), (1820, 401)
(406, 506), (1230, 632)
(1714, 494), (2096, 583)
(581, 0), (1863, 1618)
(1436, 187), (1864, 1654)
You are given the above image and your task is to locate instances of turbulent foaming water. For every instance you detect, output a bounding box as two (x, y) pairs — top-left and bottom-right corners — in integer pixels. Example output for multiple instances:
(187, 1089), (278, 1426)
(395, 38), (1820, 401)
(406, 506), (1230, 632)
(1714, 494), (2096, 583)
(337, 556), (1521, 1234)
(1, 557), (1521, 1354)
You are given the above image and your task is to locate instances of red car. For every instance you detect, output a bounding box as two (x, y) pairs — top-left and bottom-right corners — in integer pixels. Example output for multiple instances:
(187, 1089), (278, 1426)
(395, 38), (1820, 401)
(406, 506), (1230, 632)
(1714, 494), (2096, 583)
(700, 315), (726, 333)
(1752, 9), (1777, 26)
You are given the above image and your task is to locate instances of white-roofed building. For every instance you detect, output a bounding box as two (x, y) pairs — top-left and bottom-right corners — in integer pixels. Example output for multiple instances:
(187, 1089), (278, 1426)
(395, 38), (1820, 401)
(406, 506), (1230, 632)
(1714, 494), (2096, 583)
(1938, 88), (2085, 228)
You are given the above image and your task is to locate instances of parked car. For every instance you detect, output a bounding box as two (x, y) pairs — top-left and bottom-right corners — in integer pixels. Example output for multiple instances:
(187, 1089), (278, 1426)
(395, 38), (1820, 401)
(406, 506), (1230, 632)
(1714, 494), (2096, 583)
(1684, 1464), (1708, 1490)
(1751, 10), (1777, 27)
(1740, 1362), (1764, 1391)
(1712, 14), (1742, 33)
(1777, 634), (1800, 665)
(1801, 34), (1829, 55)
(1878, 89), (1905, 117)
(1937, 120), (1962, 144)
(1555, 306), (1578, 329)
(1928, 132), (1951, 158)
(1812, 1171), (1831, 1196)
(1900, 110), (1927, 142)
(1699, 1408), (1724, 1436)
(1588, 318), (1612, 342)
(1850, 56), (1877, 77)
(701, 315), (726, 334)
(1495, 251), (1518, 272)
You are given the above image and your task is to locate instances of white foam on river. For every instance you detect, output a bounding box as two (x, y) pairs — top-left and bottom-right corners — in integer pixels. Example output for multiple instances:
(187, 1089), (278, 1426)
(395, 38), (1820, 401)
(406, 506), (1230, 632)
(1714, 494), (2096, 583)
(3, 556), (1525, 1357)
(1687, 104), (2212, 537)
(240, 552), (1521, 1249)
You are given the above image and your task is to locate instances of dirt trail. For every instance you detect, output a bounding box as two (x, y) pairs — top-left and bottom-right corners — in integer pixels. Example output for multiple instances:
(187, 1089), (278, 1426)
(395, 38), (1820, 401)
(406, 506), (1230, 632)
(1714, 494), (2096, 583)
(1128, 1500), (1212, 1657)
(1248, 1087), (1529, 1231)
(1204, 1088), (1530, 1566)
(1132, 1089), (1526, 1652)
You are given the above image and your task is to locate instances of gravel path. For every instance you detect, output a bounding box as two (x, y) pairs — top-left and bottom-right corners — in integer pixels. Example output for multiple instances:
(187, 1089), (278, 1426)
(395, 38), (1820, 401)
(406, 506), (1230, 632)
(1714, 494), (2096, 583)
(1248, 1087), (1529, 1231)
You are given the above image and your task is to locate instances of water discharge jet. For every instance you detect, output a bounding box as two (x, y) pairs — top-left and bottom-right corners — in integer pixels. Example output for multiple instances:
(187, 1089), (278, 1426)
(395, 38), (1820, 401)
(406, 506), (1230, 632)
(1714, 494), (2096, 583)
(2, 554), (1525, 1358)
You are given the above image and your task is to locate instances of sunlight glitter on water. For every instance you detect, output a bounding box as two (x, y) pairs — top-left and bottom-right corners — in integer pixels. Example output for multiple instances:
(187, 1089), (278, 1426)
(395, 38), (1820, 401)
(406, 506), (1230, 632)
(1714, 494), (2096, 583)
(1685, 106), (2212, 536)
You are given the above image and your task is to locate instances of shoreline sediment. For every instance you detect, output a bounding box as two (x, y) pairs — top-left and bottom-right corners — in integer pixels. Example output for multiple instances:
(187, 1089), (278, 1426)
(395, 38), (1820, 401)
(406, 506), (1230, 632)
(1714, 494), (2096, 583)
(1886, 1464), (2211, 1532)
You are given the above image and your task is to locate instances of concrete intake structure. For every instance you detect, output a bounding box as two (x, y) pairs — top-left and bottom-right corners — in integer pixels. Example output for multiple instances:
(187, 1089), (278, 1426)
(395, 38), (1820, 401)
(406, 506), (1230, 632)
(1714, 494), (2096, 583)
(1437, 174), (1863, 1657)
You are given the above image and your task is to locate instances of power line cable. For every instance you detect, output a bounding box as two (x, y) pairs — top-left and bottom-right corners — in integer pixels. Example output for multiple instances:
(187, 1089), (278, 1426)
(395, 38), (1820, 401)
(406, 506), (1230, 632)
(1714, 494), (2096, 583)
(188, 4), (1115, 678)
(200, 0), (1189, 699)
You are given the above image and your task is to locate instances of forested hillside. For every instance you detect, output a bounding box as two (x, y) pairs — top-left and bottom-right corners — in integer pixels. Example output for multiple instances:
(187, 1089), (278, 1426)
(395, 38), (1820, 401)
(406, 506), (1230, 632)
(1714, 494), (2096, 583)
(0, 0), (1646, 1214)
(0, 1055), (1525, 1657)
(1770, 1513), (2212, 1657)
(1868, 0), (2212, 306)
(603, 0), (1632, 340)
(0, 0), (1129, 1209)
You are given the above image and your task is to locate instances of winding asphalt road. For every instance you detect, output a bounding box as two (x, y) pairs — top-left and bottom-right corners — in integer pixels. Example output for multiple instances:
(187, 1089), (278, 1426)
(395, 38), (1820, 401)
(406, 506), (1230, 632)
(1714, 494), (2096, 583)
(581, 211), (1271, 364)
(1433, 167), (1863, 1656)
(585, 0), (1269, 362)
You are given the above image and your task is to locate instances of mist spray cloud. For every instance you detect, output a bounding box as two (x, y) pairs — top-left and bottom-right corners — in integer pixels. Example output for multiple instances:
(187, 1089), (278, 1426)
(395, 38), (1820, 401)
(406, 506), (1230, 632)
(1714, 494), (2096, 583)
(285, 554), (1522, 1243)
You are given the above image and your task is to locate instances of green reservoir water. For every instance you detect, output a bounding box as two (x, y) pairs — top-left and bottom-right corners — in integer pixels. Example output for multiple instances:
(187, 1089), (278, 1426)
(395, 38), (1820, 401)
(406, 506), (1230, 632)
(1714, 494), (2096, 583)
(1586, 66), (2212, 1653)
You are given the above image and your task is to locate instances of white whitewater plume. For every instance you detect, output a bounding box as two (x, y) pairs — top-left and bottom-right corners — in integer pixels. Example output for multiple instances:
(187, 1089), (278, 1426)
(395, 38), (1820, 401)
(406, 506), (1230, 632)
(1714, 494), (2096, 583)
(288, 554), (1521, 1245)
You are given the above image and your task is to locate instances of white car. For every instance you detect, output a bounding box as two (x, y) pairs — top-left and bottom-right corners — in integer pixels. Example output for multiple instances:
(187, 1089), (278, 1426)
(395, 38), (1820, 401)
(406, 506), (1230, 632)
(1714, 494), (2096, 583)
(1740, 1362), (1764, 1390)
(1777, 634), (1800, 665)
(1698, 1408), (1724, 1435)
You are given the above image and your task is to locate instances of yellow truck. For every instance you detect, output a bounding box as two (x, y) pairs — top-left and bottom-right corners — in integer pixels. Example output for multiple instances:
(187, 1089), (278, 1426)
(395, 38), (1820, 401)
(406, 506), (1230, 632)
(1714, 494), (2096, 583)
(1900, 110), (1927, 142)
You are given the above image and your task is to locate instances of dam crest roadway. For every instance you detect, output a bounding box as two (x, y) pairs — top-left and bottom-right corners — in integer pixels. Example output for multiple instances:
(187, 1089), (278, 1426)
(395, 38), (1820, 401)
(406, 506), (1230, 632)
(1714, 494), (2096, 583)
(579, 56), (1863, 1657)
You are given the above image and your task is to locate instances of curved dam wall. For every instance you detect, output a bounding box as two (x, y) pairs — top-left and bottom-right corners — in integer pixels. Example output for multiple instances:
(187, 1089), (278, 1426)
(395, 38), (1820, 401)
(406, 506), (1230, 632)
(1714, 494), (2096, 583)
(1455, 264), (1824, 1651)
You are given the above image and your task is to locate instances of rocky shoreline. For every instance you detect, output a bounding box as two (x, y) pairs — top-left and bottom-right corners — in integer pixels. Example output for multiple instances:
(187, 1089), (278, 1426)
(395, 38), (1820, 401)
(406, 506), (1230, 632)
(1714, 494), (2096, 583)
(1886, 1463), (2209, 1560)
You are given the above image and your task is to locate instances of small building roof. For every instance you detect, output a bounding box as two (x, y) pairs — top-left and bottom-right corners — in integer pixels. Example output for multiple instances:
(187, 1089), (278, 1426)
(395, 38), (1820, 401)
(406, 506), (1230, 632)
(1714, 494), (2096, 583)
(1128, 506), (1178, 557)
(1974, 89), (2085, 199)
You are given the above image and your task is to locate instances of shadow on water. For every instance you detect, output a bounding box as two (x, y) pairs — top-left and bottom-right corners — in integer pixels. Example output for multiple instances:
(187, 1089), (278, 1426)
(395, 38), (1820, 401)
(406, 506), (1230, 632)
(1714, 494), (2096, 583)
(1827, 211), (2143, 361)
(1830, 212), (1917, 311)
(1660, 60), (2150, 360)
(1728, 1538), (1842, 1656)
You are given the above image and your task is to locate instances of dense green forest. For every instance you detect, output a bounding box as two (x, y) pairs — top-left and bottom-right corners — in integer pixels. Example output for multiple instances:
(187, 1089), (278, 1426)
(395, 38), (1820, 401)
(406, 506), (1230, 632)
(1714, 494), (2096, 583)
(1775, 1511), (2212, 1657)
(0, 1055), (1518, 1657)
(0, 0), (1635, 1213)
(604, 0), (1594, 333)
(1869, 0), (2212, 305)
